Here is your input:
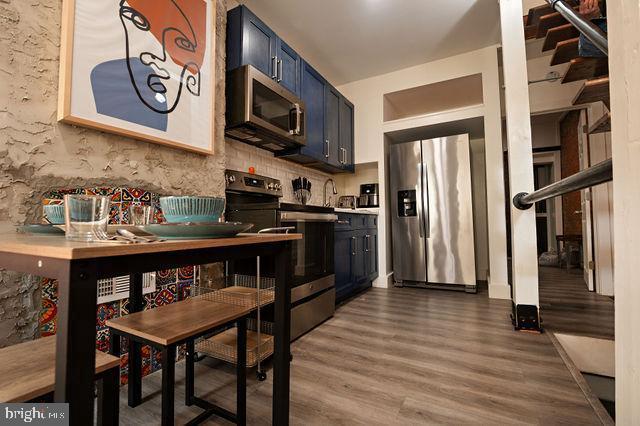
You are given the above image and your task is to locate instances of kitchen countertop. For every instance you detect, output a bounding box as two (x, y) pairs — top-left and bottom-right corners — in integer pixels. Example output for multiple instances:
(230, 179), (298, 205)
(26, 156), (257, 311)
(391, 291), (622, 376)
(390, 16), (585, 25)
(334, 208), (379, 215)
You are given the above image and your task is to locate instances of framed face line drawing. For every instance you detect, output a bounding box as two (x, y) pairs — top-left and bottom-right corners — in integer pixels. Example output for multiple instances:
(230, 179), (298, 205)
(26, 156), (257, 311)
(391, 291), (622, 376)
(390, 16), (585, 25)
(57, 0), (216, 155)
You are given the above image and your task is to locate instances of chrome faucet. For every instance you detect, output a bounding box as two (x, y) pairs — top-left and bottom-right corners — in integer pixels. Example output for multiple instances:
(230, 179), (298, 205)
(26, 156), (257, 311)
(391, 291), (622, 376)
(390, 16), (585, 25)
(323, 178), (338, 207)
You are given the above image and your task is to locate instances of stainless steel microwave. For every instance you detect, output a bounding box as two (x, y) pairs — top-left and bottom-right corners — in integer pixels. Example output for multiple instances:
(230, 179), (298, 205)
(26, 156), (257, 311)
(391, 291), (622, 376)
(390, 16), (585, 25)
(226, 65), (306, 152)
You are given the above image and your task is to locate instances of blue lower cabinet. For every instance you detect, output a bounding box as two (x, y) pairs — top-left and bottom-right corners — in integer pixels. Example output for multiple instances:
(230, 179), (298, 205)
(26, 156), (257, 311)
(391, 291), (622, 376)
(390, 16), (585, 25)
(335, 214), (378, 304)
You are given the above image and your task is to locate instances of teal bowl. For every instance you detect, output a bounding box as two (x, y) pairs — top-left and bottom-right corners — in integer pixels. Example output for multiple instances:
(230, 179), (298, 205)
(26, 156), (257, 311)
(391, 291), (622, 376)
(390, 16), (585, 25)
(43, 204), (65, 224)
(160, 196), (225, 223)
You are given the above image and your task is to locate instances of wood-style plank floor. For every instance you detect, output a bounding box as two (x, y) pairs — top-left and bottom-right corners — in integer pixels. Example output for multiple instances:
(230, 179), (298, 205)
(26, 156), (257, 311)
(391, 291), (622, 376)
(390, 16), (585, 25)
(118, 282), (602, 425)
(538, 267), (614, 340)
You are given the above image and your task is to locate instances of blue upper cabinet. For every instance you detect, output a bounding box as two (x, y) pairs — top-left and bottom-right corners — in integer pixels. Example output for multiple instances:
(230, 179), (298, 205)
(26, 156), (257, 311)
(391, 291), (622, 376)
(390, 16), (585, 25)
(276, 39), (301, 96)
(299, 60), (326, 159)
(340, 98), (355, 172)
(325, 85), (342, 168)
(227, 5), (354, 172)
(227, 6), (276, 78)
(227, 6), (299, 95)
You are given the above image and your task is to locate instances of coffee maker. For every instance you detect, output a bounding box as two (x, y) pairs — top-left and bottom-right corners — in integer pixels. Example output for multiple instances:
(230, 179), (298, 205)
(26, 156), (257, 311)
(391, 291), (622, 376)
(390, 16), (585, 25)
(358, 183), (379, 208)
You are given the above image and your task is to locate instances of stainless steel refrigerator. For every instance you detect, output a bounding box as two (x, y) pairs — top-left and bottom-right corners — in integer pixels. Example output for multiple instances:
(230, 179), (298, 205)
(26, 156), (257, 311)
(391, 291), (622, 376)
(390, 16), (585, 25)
(390, 134), (477, 291)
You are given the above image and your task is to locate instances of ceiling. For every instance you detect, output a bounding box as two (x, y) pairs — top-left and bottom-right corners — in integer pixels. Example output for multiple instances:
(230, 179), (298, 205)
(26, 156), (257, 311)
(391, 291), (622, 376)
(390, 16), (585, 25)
(228, 0), (501, 85)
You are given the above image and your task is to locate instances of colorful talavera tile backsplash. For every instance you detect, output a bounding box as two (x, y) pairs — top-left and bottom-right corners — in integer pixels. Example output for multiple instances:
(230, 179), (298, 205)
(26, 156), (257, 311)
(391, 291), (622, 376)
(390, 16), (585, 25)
(38, 186), (193, 385)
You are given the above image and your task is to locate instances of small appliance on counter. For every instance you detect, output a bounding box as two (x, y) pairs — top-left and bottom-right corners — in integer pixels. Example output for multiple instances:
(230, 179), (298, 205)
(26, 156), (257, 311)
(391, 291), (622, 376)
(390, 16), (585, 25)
(358, 183), (379, 208)
(338, 196), (357, 209)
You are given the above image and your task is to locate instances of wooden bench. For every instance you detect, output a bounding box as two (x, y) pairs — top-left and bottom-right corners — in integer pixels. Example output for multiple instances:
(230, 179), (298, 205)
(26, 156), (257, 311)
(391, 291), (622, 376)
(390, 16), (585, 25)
(106, 298), (251, 426)
(0, 335), (120, 425)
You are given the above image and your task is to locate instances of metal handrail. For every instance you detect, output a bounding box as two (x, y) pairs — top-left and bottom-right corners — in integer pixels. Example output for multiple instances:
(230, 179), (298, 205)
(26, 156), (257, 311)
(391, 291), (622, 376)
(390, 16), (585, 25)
(513, 159), (612, 210)
(546, 0), (608, 56)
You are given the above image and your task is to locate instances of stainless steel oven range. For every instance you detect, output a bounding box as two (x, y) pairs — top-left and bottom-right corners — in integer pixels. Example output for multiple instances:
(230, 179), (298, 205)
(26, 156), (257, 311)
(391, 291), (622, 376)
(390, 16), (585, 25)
(225, 169), (336, 340)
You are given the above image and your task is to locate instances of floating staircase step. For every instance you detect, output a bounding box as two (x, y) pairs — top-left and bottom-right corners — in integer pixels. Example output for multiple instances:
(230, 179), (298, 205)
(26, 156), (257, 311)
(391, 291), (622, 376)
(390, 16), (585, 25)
(525, 1), (577, 32)
(536, 7), (581, 39)
(543, 24), (580, 51)
(525, 24), (538, 40)
(573, 77), (610, 108)
(589, 112), (611, 134)
(551, 38), (579, 65)
(562, 57), (609, 83)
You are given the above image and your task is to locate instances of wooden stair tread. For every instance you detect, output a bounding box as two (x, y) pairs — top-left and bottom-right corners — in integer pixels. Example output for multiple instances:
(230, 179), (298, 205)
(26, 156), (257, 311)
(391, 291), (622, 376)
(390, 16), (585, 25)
(589, 112), (611, 134)
(525, 1), (577, 39)
(573, 77), (610, 108)
(562, 57), (609, 83)
(106, 298), (251, 346)
(0, 336), (119, 402)
(543, 24), (580, 51)
(536, 7), (580, 39)
(551, 38), (579, 65)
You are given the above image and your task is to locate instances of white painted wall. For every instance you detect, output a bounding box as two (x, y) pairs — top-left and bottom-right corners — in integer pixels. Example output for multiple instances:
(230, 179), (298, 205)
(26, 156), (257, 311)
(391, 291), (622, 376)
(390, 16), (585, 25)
(337, 46), (509, 298)
(608, 0), (640, 421)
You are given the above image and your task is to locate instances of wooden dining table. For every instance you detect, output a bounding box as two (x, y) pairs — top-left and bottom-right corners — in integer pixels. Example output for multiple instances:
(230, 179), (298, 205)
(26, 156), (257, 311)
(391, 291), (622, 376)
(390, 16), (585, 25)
(0, 232), (301, 425)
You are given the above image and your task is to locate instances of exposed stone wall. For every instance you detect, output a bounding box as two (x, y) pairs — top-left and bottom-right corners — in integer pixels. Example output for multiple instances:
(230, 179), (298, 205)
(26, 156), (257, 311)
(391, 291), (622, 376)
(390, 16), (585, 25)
(0, 0), (228, 346)
(560, 110), (582, 236)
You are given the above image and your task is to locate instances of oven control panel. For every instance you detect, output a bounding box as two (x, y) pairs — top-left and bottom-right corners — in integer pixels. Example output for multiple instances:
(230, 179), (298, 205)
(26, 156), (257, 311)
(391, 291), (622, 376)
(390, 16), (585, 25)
(225, 170), (283, 197)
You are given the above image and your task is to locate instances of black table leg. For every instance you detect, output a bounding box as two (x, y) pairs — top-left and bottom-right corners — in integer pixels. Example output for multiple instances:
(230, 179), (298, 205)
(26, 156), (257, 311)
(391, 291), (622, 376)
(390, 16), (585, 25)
(54, 260), (98, 425)
(128, 273), (144, 407)
(273, 242), (292, 425)
(97, 367), (120, 426)
(161, 345), (176, 426)
(236, 317), (247, 426)
(185, 339), (195, 406)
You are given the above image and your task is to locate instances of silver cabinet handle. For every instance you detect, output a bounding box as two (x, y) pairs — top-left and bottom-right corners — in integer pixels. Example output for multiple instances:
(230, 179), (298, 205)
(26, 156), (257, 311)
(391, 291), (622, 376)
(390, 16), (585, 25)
(337, 220), (350, 224)
(290, 103), (302, 135)
(351, 236), (356, 256)
(271, 56), (277, 79)
(365, 234), (370, 252)
(277, 59), (283, 82)
(325, 140), (330, 158)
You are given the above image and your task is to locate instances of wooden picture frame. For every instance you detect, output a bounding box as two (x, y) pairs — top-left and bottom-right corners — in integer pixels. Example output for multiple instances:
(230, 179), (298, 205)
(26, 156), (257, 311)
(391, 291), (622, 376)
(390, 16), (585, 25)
(57, 0), (216, 155)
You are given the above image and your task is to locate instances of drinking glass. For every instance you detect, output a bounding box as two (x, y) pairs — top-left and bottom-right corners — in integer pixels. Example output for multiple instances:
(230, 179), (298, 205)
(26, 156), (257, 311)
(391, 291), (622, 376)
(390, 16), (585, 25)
(129, 204), (153, 225)
(64, 195), (109, 241)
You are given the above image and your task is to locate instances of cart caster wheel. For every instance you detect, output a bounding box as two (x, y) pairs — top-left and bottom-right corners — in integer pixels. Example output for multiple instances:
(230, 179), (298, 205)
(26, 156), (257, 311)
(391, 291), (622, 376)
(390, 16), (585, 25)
(257, 371), (267, 381)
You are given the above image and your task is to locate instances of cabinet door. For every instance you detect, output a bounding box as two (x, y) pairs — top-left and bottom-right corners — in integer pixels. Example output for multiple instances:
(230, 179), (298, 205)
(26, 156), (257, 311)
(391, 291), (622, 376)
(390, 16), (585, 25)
(276, 39), (301, 96)
(339, 97), (355, 171)
(335, 232), (355, 302)
(353, 231), (367, 283)
(299, 61), (326, 158)
(325, 85), (342, 167)
(241, 7), (277, 78)
(365, 231), (379, 281)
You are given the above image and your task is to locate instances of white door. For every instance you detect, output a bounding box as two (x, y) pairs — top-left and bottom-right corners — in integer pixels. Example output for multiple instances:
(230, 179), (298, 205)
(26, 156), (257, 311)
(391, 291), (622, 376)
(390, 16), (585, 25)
(578, 110), (595, 291)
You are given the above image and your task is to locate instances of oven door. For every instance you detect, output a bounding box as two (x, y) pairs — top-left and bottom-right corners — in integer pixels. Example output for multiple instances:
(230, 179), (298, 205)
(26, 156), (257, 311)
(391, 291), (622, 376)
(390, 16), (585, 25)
(279, 211), (336, 288)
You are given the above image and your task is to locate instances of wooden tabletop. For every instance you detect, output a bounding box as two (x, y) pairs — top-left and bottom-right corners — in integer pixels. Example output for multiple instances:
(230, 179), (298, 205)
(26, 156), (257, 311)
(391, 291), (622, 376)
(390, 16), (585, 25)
(0, 232), (302, 260)
(0, 336), (119, 402)
(107, 298), (251, 346)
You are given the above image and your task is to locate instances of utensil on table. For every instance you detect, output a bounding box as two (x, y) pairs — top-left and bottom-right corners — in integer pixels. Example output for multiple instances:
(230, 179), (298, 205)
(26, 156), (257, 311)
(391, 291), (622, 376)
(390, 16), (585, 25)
(64, 195), (110, 242)
(117, 228), (164, 243)
(92, 228), (135, 244)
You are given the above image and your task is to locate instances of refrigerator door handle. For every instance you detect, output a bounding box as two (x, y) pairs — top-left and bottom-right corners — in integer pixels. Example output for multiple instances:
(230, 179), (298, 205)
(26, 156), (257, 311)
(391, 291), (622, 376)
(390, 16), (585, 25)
(422, 162), (430, 238)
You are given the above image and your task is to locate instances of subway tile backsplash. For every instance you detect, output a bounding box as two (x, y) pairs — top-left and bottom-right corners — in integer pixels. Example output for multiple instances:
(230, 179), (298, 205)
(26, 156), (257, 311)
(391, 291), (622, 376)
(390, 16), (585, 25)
(225, 139), (335, 206)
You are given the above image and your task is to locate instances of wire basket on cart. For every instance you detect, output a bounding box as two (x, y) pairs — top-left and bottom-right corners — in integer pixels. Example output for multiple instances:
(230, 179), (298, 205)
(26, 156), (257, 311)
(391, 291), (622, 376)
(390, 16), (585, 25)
(196, 319), (274, 368)
(192, 274), (275, 309)
(192, 272), (275, 380)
